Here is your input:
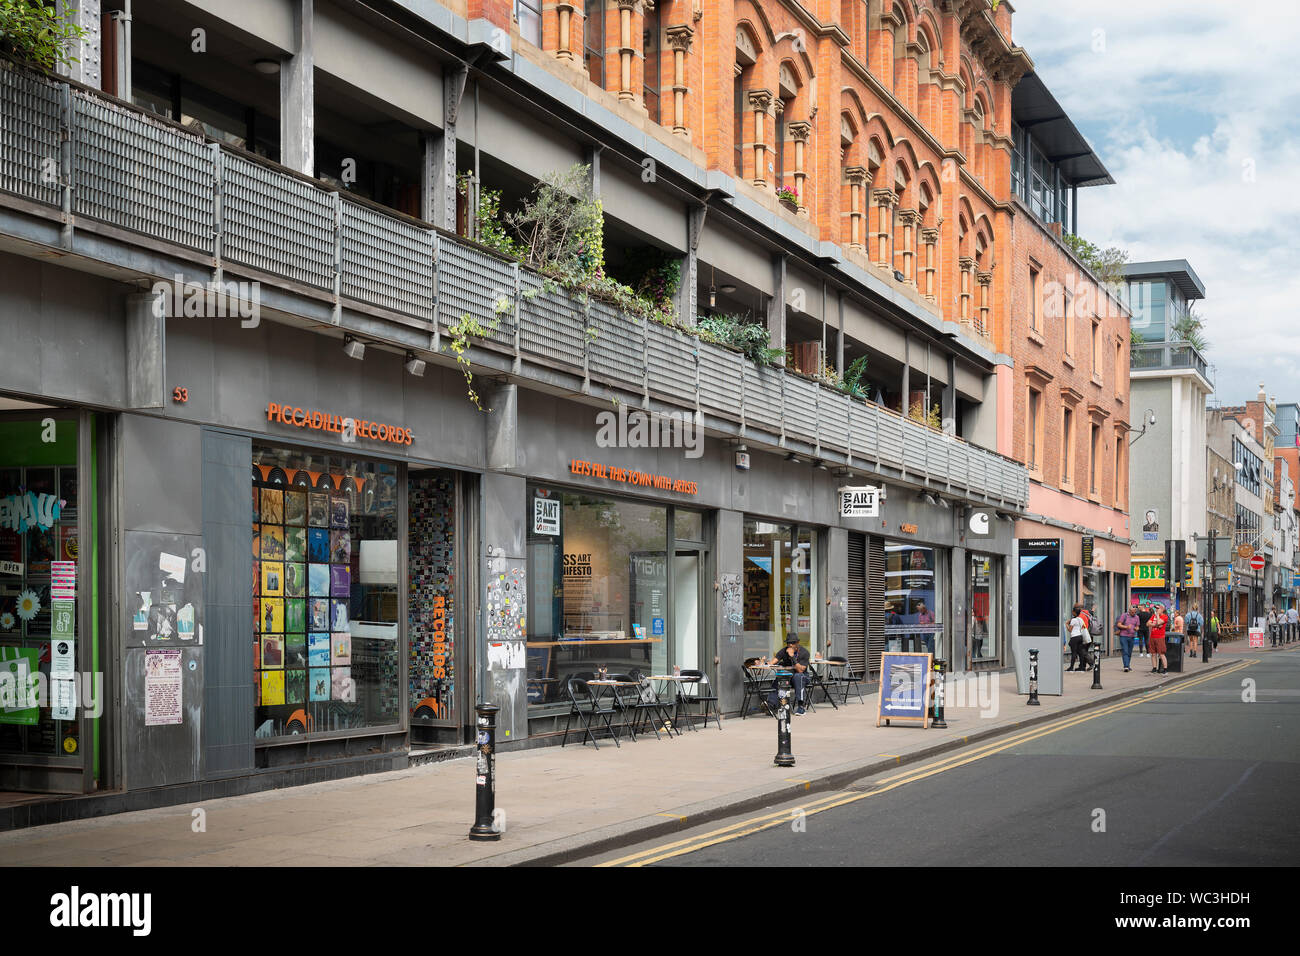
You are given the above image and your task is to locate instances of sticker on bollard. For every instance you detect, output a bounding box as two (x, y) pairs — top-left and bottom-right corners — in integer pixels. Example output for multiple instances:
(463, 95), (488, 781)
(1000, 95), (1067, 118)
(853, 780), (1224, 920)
(930, 659), (948, 728)
(1027, 648), (1041, 706)
(1091, 641), (1103, 690)
(469, 703), (501, 842)
(773, 671), (795, 767)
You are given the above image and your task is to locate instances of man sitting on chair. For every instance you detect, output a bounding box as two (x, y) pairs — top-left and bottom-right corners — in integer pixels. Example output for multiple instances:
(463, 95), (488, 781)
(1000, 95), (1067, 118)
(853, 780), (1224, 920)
(767, 636), (811, 715)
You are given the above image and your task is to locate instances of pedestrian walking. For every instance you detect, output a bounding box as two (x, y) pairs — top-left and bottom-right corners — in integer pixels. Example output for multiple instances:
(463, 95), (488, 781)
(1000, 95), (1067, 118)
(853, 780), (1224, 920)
(1136, 601), (1152, 657)
(1115, 607), (1140, 672)
(1268, 606), (1280, 646)
(1066, 604), (1091, 672)
(1287, 606), (1298, 642)
(1185, 606), (1203, 658)
(1148, 603), (1169, 675)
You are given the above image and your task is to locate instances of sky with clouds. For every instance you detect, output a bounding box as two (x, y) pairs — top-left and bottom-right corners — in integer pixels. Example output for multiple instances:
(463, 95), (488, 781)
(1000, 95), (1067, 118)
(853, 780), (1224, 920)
(1010, 0), (1300, 406)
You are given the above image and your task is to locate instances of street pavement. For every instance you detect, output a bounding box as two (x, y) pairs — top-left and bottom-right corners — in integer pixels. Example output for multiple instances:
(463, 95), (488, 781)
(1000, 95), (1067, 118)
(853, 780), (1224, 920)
(580, 646), (1299, 866)
(0, 642), (1280, 867)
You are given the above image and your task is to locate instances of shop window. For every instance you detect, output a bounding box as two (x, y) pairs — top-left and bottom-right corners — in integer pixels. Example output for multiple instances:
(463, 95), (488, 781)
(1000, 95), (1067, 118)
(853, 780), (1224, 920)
(883, 544), (944, 657)
(526, 488), (707, 709)
(743, 519), (820, 661)
(0, 420), (83, 759)
(969, 553), (1000, 664)
(251, 447), (400, 739)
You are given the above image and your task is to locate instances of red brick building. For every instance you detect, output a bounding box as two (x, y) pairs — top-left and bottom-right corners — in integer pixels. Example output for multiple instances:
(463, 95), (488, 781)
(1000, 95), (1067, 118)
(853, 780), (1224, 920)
(499, 0), (1030, 350)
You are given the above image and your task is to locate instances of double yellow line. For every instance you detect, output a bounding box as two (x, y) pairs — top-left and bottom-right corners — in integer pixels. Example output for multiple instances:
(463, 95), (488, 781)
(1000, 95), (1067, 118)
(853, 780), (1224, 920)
(599, 660), (1255, 867)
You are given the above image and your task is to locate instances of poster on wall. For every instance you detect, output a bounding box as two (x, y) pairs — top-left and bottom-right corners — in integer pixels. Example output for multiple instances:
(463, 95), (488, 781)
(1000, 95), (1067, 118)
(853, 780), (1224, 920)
(0, 646), (40, 725)
(144, 648), (183, 726)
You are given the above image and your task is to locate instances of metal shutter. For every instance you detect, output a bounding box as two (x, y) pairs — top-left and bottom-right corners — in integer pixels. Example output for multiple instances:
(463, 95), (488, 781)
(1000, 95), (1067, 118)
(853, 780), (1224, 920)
(867, 536), (887, 677)
(847, 533), (866, 674)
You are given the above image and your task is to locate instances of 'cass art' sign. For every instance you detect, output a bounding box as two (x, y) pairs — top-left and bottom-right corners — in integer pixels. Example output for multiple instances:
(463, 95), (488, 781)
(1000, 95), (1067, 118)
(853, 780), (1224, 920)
(839, 486), (881, 518)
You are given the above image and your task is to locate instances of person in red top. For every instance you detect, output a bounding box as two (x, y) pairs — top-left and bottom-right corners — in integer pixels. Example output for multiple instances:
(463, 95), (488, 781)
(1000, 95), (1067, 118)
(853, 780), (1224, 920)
(1148, 604), (1169, 675)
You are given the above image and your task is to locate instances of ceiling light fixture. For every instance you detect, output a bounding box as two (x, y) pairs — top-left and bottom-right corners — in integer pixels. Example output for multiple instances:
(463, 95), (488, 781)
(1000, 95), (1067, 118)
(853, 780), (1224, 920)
(343, 335), (365, 361)
(721, 284), (737, 294)
(709, 265), (717, 309)
(254, 58), (281, 75)
(404, 351), (426, 376)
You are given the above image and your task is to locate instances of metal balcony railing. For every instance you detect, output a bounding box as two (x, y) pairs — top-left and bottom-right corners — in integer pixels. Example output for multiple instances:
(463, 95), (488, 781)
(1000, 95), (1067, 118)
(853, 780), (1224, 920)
(1130, 342), (1213, 384)
(0, 61), (1030, 508)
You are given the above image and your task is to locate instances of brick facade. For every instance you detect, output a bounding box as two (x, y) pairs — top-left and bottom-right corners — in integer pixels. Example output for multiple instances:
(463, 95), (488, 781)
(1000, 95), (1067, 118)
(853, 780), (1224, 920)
(507, 0), (1030, 347)
(1007, 210), (1131, 517)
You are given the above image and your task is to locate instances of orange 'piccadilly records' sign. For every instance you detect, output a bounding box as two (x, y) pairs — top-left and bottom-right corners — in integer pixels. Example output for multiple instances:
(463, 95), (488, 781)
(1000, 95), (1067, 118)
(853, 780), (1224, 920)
(266, 403), (413, 446)
(569, 459), (699, 495)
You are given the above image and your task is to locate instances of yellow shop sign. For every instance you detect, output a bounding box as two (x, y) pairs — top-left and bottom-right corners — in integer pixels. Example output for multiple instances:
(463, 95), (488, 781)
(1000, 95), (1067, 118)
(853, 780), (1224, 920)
(1131, 559), (1165, 588)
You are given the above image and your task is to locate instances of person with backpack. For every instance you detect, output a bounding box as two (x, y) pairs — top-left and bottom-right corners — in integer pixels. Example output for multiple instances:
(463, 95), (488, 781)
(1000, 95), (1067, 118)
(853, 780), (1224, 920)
(1185, 606), (1203, 658)
(1207, 612), (1219, 662)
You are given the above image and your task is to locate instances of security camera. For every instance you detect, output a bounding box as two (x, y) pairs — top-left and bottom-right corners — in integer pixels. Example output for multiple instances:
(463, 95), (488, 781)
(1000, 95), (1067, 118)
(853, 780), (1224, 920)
(1147, 410), (1157, 426)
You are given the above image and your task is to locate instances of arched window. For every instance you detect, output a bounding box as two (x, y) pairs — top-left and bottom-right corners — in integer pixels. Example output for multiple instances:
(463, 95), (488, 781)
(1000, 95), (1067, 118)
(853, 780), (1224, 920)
(892, 5), (907, 93)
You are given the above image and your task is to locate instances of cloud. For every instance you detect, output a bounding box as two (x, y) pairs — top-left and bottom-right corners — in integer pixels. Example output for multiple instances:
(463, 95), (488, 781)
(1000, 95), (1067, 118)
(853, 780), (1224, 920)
(1013, 1), (1300, 403)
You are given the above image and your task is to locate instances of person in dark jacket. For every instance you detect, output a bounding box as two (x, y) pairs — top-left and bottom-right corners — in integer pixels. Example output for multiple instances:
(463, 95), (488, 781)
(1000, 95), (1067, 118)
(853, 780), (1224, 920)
(1136, 602), (1153, 658)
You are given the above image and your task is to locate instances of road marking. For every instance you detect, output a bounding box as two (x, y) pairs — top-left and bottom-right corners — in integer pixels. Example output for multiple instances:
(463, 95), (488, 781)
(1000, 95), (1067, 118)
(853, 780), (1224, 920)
(602, 661), (1254, 867)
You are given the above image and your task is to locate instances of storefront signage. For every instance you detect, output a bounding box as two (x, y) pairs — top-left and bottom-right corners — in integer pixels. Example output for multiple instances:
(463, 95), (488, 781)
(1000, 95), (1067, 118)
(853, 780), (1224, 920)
(899, 523), (919, 535)
(432, 595), (448, 683)
(1131, 559), (1166, 588)
(568, 459), (698, 496)
(1249, 627), (1265, 648)
(266, 403), (414, 446)
(968, 510), (993, 537)
(839, 486), (881, 518)
(533, 496), (560, 536)
(1081, 535), (1094, 568)
(0, 561), (21, 577)
(875, 651), (933, 727)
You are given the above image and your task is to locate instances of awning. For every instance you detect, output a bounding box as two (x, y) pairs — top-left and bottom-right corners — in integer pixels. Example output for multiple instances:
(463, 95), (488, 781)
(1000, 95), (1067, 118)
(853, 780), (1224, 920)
(1012, 72), (1114, 188)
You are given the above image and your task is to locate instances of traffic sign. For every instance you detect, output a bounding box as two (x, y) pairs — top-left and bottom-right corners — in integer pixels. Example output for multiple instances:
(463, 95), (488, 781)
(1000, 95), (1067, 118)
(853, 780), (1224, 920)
(1250, 554), (1266, 572)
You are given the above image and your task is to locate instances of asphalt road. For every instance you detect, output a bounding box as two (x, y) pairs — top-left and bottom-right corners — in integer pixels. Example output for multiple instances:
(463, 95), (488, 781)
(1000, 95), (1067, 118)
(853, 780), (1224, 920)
(581, 652), (1300, 867)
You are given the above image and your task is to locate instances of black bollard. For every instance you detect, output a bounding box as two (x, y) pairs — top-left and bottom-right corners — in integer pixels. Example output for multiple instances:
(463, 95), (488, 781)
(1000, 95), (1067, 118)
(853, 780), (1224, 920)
(1027, 648), (1041, 706)
(468, 702), (501, 842)
(1202, 633), (1212, 663)
(773, 672), (795, 767)
(931, 659), (948, 728)
(1091, 640), (1103, 690)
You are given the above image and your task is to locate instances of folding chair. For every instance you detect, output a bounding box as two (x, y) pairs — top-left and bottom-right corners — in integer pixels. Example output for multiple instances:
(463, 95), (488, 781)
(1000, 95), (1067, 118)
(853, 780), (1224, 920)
(803, 664), (839, 711)
(561, 678), (620, 749)
(825, 656), (865, 704)
(740, 663), (774, 719)
(627, 670), (677, 739)
(608, 673), (647, 742)
(676, 669), (722, 731)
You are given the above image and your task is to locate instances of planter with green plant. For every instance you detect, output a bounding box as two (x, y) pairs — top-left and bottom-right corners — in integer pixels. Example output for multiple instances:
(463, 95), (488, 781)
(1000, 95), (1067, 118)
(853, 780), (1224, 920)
(775, 184), (800, 212)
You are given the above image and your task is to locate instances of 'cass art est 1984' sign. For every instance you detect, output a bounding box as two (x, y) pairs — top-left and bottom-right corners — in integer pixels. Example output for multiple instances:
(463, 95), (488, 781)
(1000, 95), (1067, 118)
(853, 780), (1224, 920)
(839, 486), (881, 518)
